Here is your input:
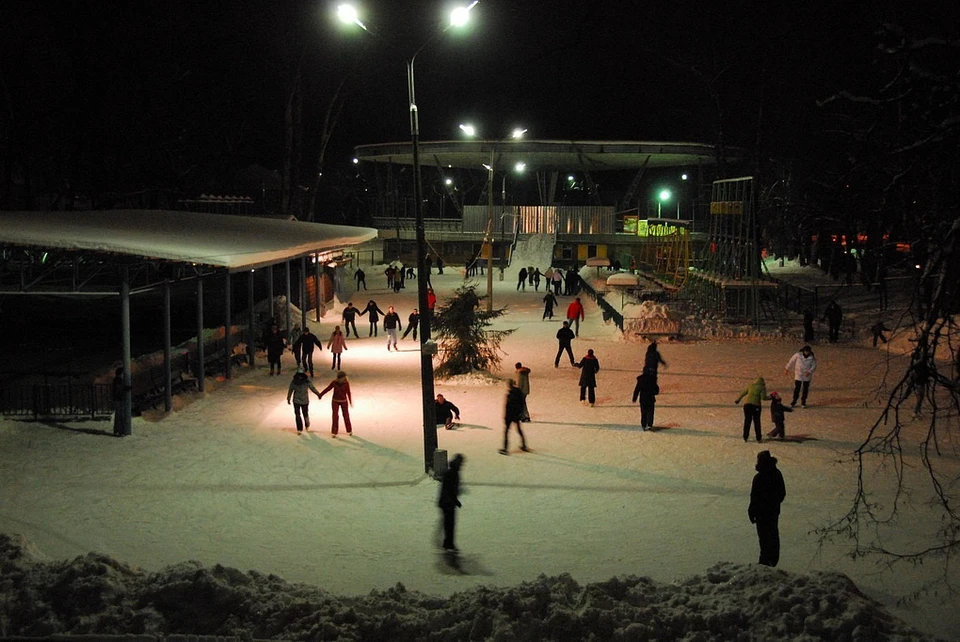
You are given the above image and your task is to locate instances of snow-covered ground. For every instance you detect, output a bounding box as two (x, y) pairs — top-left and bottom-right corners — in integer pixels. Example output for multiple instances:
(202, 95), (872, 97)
(1, 262), (957, 640)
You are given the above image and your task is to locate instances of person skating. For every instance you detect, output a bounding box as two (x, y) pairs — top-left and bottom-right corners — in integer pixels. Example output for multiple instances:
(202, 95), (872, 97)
(735, 376), (767, 442)
(326, 326), (347, 370)
(341, 302), (360, 338)
(871, 320), (890, 347)
(435, 394), (460, 430)
(515, 362), (532, 422)
(644, 340), (667, 374)
(551, 268), (563, 295)
(360, 299), (385, 337)
(566, 297), (585, 336)
(318, 370), (353, 437)
(542, 291), (558, 320)
(554, 321), (576, 367)
(438, 453), (464, 552)
(286, 368), (322, 434)
(748, 450), (786, 567)
(436, 256), (444, 274)
(401, 308), (420, 341)
(784, 345), (817, 407)
(426, 287), (437, 319)
(264, 323), (287, 376)
(575, 348), (601, 406)
(292, 326), (322, 377)
(822, 300), (843, 343)
(383, 305), (402, 351)
(354, 267), (366, 290)
(517, 267), (528, 291)
(766, 391), (792, 439)
(500, 379), (530, 455)
(632, 366), (660, 430)
(533, 268), (542, 291)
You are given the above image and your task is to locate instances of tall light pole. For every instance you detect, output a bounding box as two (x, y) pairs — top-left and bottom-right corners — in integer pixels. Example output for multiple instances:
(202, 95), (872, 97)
(340, 2), (478, 473)
(460, 124), (526, 312)
(657, 188), (672, 218)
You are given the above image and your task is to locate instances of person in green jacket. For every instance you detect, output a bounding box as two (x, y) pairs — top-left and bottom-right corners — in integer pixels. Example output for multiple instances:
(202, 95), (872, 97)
(735, 376), (767, 443)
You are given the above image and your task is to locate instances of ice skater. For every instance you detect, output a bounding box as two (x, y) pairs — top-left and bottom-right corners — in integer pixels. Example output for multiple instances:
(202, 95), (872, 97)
(566, 297), (585, 336)
(286, 368), (321, 434)
(542, 290), (558, 320)
(354, 267), (366, 290)
(326, 326), (347, 370)
(575, 348), (600, 406)
(341, 302), (360, 338)
(748, 450), (786, 567)
(264, 323), (286, 376)
(632, 366), (659, 430)
(438, 453), (464, 553)
(500, 379), (530, 455)
(871, 320), (890, 347)
(735, 375), (767, 442)
(644, 340), (667, 374)
(784, 345), (817, 407)
(517, 267), (528, 291)
(766, 391), (792, 439)
(383, 305), (402, 351)
(435, 394), (460, 430)
(318, 370), (353, 437)
(515, 362), (531, 422)
(822, 300), (843, 343)
(401, 308), (420, 341)
(360, 299), (385, 337)
(292, 326), (321, 377)
(554, 321), (576, 367)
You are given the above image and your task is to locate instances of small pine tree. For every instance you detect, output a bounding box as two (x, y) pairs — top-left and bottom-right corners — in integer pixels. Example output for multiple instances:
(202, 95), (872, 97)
(432, 285), (514, 378)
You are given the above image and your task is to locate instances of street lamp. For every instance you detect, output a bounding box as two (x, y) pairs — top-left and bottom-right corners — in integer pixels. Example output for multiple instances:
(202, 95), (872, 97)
(657, 188), (672, 218)
(459, 123), (526, 312)
(339, 2), (478, 473)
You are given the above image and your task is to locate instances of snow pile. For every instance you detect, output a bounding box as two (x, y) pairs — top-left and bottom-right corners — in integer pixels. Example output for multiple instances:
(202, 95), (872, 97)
(0, 534), (935, 641)
(510, 233), (556, 271)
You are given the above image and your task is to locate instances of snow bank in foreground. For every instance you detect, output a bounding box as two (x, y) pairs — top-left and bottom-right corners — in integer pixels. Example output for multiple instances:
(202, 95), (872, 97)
(0, 534), (936, 641)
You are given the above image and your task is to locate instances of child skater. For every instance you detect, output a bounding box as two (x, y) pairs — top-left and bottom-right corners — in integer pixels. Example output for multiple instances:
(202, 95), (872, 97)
(767, 391), (793, 439)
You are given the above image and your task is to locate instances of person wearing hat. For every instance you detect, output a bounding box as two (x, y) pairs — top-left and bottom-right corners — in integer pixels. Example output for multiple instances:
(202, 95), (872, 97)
(735, 376), (767, 443)
(767, 391), (793, 439)
(438, 454), (465, 552)
(286, 368), (321, 434)
(748, 450), (786, 567)
(784, 345), (817, 408)
(575, 348), (600, 406)
(632, 366), (660, 431)
(318, 371), (353, 436)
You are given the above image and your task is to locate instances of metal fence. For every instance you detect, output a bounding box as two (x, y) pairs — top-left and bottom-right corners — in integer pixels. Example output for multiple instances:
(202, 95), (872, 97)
(0, 383), (113, 419)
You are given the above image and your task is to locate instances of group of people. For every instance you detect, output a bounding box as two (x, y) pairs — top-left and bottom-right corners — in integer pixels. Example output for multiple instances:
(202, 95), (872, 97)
(735, 345), (817, 442)
(262, 323), (350, 378)
(341, 296), (434, 350)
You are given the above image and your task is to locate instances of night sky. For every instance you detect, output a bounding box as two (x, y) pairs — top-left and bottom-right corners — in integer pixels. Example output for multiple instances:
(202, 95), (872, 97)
(1, 0), (955, 202)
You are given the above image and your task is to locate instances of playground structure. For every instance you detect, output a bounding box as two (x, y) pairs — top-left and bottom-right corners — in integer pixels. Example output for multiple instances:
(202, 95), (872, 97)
(685, 176), (778, 325)
(637, 218), (692, 288)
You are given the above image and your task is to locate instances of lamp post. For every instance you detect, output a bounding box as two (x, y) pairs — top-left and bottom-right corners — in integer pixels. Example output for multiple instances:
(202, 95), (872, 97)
(340, 2), (478, 473)
(657, 188), (673, 218)
(459, 123), (526, 312)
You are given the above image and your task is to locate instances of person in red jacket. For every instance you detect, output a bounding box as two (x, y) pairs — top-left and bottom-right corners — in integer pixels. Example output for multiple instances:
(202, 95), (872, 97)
(318, 370), (353, 437)
(566, 297), (585, 336)
(426, 287), (437, 319)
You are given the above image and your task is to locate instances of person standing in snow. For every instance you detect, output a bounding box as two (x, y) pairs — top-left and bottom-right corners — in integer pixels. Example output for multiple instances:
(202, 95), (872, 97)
(822, 300), (843, 343)
(542, 290), (558, 320)
(435, 394), (460, 430)
(735, 375), (767, 443)
(554, 321), (576, 367)
(426, 287), (437, 319)
(264, 323), (287, 376)
(517, 267), (528, 291)
(802, 309), (815, 343)
(533, 268), (542, 291)
(359, 299), (385, 337)
(784, 345), (817, 407)
(112, 366), (131, 437)
(748, 450), (786, 567)
(383, 305), (402, 351)
(318, 370), (353, 437)
(551, 268), (563, 295)
(436, 256), (444, 274)
(566, 297), (585, 336)
(438, 453), (464, 552)
(401, 308), (420, 341)
(575, 348), (600, 406)
(500, 379), (530, 455)
(870, 320), (890, 347)
(292, 326), (321, 378)
(354, 267), (366, 291)
(515, 362), (532, 422)
(341, 302), (360, 338)
(644, 341), (667, 374)
(564, 266), (579, 296)
(326, 326), (347, 371)
(632, 366), (660, 431)
(286, 368), (321, 434)
(766, 391), (792, 439)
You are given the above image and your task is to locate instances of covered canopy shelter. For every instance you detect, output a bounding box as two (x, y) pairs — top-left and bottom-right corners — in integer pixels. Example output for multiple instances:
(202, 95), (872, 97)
(0, 210), (377, 434)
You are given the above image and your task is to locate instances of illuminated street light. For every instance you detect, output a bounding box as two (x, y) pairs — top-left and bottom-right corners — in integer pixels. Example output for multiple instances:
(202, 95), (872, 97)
(340, 1), (478, 473)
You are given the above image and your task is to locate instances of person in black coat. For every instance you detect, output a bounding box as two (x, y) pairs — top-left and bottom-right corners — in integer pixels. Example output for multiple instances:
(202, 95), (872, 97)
(354, 268), (366, 290)
(359, 300), (385, 337)
(500, 380), (530, 455)
(748, 450), (786, 567)
(542, 291), (558, 320)
(554, 321), (576, 367)
(341, 302), (360, 338)
(438, 453), (464, 552)
(401, 308), (420, 341)
(644, 341), (667, 374)
(822, 300), (843, 343)
(766, 391), (792, 439)
(632, 367), (660, 430)
(292, 326), (322, 377)
(264, 323), (287, 376)
(516, 267), (528, 291)
(435, 394), (460, 429)
(575, 348), (600, 406)
(802, 309), (815, 342)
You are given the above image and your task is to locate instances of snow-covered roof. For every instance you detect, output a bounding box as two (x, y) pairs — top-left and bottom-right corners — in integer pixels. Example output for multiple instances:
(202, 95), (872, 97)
(0, 210), (378, 271)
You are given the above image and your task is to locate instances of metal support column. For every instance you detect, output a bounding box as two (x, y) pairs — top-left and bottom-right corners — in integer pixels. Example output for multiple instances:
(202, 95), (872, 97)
(285, 261), (292, 338)
(196, 278), (205, 392)
(300, 257), (307, 333)
(224, 270), (232, 380)
(248, 270), (256, 368)
(315, 253), (322, 322)
(118, 265), (132, 436)
(163, 279), (172, 412)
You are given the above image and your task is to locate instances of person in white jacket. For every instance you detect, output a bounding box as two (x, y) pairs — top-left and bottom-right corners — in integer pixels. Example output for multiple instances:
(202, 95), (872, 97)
(784, 345), (817, 408)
